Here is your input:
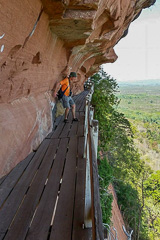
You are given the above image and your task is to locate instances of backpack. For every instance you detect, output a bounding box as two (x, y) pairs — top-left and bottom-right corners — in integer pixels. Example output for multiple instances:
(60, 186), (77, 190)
(57, 86), (68, 100)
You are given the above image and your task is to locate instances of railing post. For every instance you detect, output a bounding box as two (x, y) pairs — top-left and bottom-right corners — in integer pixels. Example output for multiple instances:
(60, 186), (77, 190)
(84, 85), (93, 228)
(89, 106), (98, 158)
(84, 133), (92, 228)
(84, 99), (89, 158)
(84, 82), (103, 240)
(91, 119), (99, 158)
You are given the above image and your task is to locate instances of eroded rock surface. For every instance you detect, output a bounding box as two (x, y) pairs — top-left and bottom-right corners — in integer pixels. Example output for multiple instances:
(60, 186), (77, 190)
(108, 184), (128, 240)
(0, 0), (156, 176)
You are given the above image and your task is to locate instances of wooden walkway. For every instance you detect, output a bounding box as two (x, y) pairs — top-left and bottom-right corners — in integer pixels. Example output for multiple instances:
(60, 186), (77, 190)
(0, 91), (93, 240)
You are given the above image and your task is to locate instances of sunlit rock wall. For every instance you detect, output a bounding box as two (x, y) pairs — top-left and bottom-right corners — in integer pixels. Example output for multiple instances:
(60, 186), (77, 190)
(0, 0), (156, 176)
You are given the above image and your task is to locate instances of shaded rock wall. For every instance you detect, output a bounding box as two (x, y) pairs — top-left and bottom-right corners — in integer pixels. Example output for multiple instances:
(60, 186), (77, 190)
(0, 0), (155, 176)
(0, 0), (67, 176)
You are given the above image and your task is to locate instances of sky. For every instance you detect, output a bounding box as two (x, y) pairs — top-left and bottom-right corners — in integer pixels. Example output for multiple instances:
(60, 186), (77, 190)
(103, 0), (160, 83)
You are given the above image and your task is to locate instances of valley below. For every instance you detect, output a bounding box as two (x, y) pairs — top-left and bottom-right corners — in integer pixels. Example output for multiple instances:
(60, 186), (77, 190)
(117, 82), (160, 171)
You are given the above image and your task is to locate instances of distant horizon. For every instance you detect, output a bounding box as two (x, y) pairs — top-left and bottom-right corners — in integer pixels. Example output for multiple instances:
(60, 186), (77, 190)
(117, 78), (160, 85)
(117, 78), (160, 83)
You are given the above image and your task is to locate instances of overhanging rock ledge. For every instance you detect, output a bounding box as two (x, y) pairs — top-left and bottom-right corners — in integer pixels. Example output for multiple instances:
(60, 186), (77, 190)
(0, 0), (156, 176)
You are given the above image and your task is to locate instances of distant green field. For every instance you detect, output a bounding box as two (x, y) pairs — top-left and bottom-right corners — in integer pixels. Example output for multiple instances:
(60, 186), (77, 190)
(117, 84), (160, 123)
(116, 84), (160, 170)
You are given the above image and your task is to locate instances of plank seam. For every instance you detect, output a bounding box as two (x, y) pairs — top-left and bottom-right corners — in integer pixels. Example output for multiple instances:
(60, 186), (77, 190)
(0, 153), (35, 209)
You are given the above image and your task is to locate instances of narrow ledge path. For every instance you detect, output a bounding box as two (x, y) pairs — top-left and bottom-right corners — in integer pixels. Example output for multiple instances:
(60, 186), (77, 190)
(0, 90), (93, 240)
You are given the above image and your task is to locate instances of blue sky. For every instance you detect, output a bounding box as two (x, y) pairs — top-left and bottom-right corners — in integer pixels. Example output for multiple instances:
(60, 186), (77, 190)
(103, 0), (160, 82)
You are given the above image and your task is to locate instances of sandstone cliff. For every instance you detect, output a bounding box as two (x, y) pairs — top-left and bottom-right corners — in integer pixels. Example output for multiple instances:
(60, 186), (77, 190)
(0, 0), (155, 176)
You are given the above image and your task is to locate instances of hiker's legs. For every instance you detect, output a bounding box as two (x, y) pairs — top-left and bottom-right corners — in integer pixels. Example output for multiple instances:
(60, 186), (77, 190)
(68, 97), (76, 119)
(62, 95), (70, 120)
(65, 107), (70, 120)
(62, 96), (77, 120)
(71, 104), (76, 119)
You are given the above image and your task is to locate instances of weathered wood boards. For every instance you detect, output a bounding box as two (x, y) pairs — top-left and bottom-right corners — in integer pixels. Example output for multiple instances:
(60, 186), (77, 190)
(0, 139), (50, 240)
(90, 133), (104, 240)
(0, 90), (93, 240)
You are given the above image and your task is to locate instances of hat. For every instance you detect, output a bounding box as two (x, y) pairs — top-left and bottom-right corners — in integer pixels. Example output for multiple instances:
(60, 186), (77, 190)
(69, 72), (77, 77)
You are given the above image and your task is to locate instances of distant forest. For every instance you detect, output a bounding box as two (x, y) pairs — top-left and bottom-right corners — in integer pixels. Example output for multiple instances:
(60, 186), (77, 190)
(118, 79), (160, 86)
(117, 83), (160, 170)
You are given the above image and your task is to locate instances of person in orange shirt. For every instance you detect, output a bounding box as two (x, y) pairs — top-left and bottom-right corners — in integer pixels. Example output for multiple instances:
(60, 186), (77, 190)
(59, 72), (78, 123)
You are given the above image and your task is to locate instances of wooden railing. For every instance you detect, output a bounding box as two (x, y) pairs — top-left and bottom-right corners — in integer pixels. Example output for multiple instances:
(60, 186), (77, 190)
(83, 81), (104, 240)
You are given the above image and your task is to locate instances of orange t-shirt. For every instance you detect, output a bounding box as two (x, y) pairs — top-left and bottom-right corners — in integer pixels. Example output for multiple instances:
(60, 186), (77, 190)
(60, 78), (70, 97)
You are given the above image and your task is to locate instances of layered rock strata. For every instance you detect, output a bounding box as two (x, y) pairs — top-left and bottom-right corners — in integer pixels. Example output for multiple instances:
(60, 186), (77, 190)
(0, 0), (156, 176)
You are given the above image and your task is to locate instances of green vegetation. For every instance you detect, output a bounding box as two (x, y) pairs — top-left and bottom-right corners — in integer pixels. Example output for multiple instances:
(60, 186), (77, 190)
(117, 84), (160, 169)
(117, 87), (160, 123)
(99, 157), (113, 225)
(91, 71), (160, 240)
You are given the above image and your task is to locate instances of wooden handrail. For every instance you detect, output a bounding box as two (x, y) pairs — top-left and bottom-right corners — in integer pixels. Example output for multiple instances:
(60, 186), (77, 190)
(84, 82), (104, 240)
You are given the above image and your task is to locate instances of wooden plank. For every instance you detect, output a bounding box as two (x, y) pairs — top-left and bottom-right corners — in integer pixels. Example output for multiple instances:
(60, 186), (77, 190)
(0, 152), (35, 207)
(51, 122), (65, 139)
(46, 132), (53, 139)
(0, 175), (7, 186)
(77, 91), (86, 101)
(53, 115), (63, 130)
(59, 121), (71, 138)
(50, 136), (78, 240)
(79, 98), (86, 112)
(25, 138), (69, 240)
(4, 139), (60, 240)
(68, 112), (79, 137)
(0, 89), (92, 240)
(75, 91), (88, 105)
(52, 102), (57, 125)
(72, 137), (92, 240)
(58, 112), (73, 138)
(74, 92), (83, 102)
(0, 139), (50, 240)
(46, 116), (64, 139)
(76, 102), (82, 112)
(77, 111), (85, 137)
(78, 100), (85, 112)
(72, 94), (80, 102)
(75, 94), (85, 111)
(76, 93), (88, 112)
(67, 110), (72, 121)
(73, 93), (83, 103)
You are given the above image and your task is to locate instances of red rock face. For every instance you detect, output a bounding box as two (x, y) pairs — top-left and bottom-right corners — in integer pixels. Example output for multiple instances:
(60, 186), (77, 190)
(108, 184), (128, 240)
(0, 0), (155, 176)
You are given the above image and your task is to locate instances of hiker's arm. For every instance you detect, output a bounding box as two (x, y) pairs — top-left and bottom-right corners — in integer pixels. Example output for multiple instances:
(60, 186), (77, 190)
(52, 82), (61, 98)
